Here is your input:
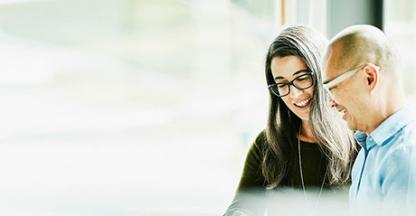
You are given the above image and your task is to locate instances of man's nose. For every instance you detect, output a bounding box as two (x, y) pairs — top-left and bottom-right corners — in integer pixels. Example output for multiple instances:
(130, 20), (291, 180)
(329, 98), (336, 108)
(326, 91), (337, 108)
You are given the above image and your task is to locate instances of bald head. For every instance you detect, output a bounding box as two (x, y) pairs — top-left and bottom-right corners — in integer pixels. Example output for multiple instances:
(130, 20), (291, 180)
(325, 25), (397, 77)
(322, 25), (404, 133)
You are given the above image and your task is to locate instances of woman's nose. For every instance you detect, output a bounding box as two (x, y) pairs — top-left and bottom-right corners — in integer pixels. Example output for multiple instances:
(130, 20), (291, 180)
(289, 85), (303, 98)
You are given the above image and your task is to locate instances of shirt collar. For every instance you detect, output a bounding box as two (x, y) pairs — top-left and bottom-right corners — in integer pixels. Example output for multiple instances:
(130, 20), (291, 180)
(354, 106), (416, 149)
(354, 131), (369, 149)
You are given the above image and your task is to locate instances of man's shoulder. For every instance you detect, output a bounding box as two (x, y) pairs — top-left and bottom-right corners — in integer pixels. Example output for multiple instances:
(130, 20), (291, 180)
(385, 125), (416, 156)
(379, 123), (416, 170)
(401, 120), (416, 146)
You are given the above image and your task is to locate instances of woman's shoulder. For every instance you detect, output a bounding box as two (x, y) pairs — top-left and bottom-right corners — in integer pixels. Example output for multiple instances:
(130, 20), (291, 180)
(250, 130), (268, 152)
(245, 130), (275, 162)
(251, 129), (288, 150)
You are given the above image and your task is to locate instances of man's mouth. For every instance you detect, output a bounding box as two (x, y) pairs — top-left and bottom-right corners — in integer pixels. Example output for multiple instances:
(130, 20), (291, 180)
(337, 108), (348, 119)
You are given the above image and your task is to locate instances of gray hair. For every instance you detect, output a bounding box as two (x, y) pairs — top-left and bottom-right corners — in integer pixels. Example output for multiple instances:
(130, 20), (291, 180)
(263, 25), (356, 188)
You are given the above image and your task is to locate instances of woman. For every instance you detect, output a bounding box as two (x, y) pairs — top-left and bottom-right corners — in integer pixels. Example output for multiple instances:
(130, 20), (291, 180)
(224, 26), (356, 215)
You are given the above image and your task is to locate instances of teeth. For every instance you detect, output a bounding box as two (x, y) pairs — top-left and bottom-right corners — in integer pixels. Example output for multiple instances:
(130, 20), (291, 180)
(295, 98), (310, 107)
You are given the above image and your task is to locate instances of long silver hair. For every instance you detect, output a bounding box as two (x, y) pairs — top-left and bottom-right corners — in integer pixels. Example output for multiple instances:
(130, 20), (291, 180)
(263, 25), (356, 188)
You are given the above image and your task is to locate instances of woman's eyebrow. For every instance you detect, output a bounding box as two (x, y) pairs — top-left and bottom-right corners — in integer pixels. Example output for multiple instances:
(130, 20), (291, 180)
(274, 69), (309, 81)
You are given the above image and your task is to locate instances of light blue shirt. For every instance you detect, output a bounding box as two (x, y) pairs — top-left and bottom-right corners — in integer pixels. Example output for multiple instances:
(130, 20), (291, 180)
(350, 106), (416, 210)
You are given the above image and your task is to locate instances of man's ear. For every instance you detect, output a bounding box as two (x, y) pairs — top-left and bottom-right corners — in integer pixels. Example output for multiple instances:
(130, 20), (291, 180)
(364, 63), (379, 91)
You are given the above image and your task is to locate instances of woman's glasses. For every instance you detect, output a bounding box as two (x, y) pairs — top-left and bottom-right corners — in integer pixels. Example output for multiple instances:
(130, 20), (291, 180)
(268, 72), (314, 97)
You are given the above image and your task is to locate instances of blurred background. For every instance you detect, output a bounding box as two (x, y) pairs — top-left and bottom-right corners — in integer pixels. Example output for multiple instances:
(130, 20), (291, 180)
(0, 0), (414, 215)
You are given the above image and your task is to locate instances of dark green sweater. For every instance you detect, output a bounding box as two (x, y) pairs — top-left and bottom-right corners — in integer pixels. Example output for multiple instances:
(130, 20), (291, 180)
(224, 131), (329, 216)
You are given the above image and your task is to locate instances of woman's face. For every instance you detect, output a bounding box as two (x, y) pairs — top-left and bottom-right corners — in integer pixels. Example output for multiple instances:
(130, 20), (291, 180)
(270, 55), (314, 121)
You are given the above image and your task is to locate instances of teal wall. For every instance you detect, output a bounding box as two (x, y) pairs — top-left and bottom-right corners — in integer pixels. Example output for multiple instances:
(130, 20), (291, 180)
(327, 0), (383, 37)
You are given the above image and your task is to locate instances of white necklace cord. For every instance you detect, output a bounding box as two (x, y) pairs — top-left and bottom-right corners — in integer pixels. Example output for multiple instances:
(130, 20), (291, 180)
(297, 130), (326, 212)
(298, 137), (307, 199)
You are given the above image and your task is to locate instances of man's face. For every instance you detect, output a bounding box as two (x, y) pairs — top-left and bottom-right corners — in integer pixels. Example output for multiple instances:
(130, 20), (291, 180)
(323, 45), (370, 131)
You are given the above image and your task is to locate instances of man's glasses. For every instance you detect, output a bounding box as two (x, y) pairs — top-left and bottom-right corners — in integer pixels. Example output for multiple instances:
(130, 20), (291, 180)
(268, 72), (314, 97)
(323, 65), (364, 91)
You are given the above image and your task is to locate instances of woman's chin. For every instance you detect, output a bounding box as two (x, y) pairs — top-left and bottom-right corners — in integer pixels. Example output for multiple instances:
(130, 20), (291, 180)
(290, 106), (311, 120)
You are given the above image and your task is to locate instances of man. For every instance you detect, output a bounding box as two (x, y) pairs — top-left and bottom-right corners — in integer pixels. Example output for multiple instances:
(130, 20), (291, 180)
(322, 25), (416, 213)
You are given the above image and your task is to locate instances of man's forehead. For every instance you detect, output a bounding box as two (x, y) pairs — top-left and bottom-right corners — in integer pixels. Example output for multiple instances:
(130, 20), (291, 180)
(323, 44), (345, 81)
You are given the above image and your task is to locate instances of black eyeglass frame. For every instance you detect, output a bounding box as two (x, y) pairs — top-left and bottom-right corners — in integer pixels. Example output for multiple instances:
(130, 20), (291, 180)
(268, 71), (315, 97)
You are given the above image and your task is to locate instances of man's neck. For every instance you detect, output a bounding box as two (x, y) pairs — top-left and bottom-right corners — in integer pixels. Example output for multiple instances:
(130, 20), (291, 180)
(364, 102), (403, 134)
